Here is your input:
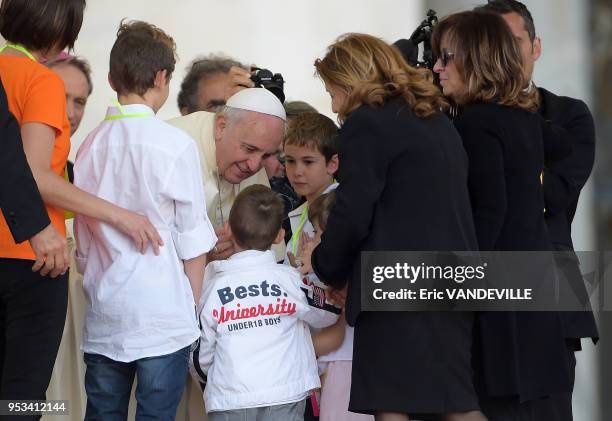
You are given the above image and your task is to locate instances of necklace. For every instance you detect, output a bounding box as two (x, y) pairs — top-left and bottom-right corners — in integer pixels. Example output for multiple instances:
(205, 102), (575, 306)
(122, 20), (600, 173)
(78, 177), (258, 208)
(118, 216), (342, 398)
(214, 169), (242, 228)
(0, 44), (36, 61)
(105, 99), (154, 121)
(215, 171), (225, 227)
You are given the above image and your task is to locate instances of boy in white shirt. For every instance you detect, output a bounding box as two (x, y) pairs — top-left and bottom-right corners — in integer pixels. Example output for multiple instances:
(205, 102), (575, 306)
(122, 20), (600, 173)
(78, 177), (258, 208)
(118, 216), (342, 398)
(192, 185), (338, 420)
(74, 21), (217, 420)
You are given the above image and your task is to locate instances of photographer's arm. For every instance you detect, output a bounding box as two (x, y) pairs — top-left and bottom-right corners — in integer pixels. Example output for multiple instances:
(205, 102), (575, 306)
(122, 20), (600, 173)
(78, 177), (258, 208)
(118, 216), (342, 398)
(223, 66), (254, 100)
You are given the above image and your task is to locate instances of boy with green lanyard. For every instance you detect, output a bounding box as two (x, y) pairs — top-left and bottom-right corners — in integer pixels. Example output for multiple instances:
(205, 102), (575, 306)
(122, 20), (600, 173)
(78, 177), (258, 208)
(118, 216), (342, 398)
(283, 112), (339, 268)
(283, 112), (340, 419)
(74, 20), (216, 419)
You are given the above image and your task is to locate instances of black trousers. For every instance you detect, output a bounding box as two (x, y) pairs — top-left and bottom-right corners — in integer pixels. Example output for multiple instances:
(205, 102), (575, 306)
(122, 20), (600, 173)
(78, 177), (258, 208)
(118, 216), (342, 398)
(0, 258), (67, 419)
(479, 340), (576, 421)
(480, 395), (572, 421)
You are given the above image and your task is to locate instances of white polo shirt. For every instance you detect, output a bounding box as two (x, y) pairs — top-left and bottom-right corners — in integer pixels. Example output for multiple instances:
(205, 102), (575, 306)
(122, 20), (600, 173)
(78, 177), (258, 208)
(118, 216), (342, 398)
(74, 104), (217, 362)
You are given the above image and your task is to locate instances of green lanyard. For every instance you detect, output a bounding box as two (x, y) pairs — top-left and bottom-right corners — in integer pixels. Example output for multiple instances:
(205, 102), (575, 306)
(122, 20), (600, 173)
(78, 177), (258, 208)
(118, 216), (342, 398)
(290, 182), (337, 255)
(0, 44), (36, 61)
(291, 203), (309, 255)
(105, 99), (154, 120)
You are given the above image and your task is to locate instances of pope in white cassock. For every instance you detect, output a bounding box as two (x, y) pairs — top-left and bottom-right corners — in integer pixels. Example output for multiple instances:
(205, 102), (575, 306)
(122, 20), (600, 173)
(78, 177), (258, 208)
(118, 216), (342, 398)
(168, 88), (287, 262)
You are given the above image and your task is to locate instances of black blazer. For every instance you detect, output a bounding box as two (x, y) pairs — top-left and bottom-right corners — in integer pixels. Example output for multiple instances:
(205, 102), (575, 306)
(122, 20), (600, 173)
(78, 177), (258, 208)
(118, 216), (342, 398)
(539, 88), (598, 343)
(0, 78), (50, 244)
(454, 102), (572, 400)
(540, 87), (595, 250)
(312, 99), (478, 325)
(453, 102), (555, 251)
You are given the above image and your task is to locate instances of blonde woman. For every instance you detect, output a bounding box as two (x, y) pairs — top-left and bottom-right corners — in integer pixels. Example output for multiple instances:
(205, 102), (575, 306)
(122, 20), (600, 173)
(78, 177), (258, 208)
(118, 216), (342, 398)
(302, 33), (486, 421)
(432, 11), (572, 420)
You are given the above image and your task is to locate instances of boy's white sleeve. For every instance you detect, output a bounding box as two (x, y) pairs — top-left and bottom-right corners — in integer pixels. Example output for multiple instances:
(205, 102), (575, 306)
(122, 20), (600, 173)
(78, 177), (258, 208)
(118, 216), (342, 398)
(197, 262), (218, 312)
(190, 273), (219, 384)
(161, 139), (217, 259)
(284, 270), (341, 329)
(73, 215), (91, 275)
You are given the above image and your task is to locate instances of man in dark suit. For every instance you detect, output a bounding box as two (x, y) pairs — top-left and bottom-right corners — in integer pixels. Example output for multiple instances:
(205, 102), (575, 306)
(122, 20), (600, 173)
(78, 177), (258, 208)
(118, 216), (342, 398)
(1, 78), (68, 277)
(476, 1), (598, 420)
(538, 86), (599, 345)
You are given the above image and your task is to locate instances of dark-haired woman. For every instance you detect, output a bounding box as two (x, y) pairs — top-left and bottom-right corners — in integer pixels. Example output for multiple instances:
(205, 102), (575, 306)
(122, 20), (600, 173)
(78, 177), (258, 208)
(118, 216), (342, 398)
(433, 11), (573, 420)
(0, 0), (162, 400)
(303, 33), (487, 421)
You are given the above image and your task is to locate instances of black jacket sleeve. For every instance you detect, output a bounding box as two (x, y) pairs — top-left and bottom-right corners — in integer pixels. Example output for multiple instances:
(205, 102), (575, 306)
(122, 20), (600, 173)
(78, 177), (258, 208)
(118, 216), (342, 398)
(541, 116), (572, 165)
(0, 78), (50, 243)
(541, 96), (595, 216)
(454, 113), (507, 251)
(312, 110), (389, 289)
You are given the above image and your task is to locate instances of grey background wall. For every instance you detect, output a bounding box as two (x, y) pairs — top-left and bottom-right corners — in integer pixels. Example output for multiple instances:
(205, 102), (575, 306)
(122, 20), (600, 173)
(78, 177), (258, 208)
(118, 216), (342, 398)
(54, 0), (423, 160)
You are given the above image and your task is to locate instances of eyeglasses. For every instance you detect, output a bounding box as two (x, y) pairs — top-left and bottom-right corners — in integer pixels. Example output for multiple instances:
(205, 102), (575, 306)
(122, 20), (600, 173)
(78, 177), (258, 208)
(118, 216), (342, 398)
(439, 49), (455, 67)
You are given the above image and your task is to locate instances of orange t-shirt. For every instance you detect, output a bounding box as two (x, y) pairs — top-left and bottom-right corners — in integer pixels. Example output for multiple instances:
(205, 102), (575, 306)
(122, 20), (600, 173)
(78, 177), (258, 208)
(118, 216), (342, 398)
(0, 55), (70, 260)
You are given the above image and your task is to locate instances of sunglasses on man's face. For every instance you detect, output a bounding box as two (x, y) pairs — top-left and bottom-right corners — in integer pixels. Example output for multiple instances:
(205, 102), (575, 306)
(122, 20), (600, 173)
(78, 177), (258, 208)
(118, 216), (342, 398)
(439, 49), (455, 67)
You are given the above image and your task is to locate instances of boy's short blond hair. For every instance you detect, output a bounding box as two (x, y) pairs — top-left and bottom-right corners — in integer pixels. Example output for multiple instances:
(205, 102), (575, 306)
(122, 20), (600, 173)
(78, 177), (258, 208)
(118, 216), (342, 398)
(283, 113), (338, 161)
(229, 185), (283, 251)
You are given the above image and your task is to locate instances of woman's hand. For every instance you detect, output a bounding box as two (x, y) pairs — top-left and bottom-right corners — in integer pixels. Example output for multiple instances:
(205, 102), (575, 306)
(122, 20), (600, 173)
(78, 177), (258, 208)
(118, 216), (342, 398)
(113, 208), (164, 255)
(29, 224), (69, 278)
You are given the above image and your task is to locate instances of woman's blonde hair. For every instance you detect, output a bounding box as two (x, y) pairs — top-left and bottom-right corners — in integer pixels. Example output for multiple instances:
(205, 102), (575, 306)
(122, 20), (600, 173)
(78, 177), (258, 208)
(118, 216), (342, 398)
(431, 11), (539, 112)
(314, 33), (448, 122)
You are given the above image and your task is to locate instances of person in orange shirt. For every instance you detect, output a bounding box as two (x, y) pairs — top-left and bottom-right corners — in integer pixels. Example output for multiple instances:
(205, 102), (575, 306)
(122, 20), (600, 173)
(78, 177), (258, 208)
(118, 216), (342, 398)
(0, 0), (163, 403)
(1, 77), (68, 279)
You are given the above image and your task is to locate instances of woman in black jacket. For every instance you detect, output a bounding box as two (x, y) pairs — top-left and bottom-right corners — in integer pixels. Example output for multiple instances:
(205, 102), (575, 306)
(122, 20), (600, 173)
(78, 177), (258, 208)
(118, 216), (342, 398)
(305, 33), (486, 421)
(432, 11), (572, 420)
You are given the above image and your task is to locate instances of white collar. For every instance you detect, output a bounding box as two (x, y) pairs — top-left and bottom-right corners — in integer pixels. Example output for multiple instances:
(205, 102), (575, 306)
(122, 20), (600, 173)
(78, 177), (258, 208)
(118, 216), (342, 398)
(287, 182), (339, 218)
(212, 249), (277, 272)
(105, 103), (155, 118)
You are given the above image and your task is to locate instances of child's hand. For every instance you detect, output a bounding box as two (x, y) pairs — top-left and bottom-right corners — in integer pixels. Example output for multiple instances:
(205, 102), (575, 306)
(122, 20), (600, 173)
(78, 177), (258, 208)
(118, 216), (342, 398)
(287, 251), (300, 268)
(298, 232), (318, 275)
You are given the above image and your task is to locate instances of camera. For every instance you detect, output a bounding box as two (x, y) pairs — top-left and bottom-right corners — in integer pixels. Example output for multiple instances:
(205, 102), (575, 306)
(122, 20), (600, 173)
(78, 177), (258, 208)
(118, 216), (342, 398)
(250, 67), (285, 103)
(394, 9), (439, 70)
